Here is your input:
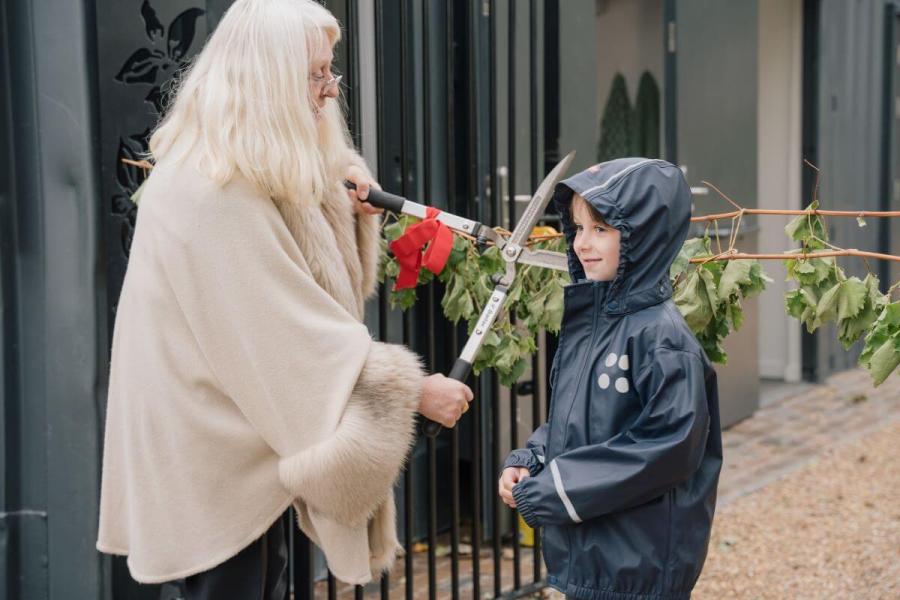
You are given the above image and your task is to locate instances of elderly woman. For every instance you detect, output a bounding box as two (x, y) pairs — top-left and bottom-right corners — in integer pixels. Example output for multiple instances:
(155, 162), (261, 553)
(96, 1), (472, 597)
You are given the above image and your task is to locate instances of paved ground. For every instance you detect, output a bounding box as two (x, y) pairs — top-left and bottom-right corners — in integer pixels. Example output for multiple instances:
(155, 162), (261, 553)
(715, 369), (898, 508)
(693, 419), (899, 599)
(319, 368), (900, 599)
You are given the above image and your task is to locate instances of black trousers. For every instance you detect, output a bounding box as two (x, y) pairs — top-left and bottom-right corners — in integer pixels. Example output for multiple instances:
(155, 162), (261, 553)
(178, 516), (288, 600)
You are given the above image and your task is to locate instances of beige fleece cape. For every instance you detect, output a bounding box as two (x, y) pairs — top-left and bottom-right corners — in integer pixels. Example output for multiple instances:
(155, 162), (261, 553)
(96, 149), (423, 585)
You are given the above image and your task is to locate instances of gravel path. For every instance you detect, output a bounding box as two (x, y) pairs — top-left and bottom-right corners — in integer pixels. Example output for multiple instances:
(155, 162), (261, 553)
(693, 418), (900, 600)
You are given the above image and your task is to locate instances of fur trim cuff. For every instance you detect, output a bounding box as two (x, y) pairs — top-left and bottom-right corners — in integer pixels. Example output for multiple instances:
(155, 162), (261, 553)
(279, 341), (423, 528)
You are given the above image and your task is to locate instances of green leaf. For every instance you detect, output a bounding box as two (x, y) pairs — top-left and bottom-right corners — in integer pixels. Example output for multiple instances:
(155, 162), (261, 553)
(726, 300), (745, 331)
(785, 200), (827, 247)
(441, 274), (475, 323)
(519, 332), (538, 355)
(383, 217), (412, 242)
(699, 258), (725, 288)
(524, 285), (550, 320)
(699, 267), (719, 305)
(863, 340), (900, 386)
(478, 245), (505, 274)
(785, 286), (821, 332)
(836, 274), (888, 349)
(482, 329), (502, 348)
(697, 317), (729, 364)
(442, 237), (469, 273)
(719, 260), (753, 299)
(816, 277), (868, 322)
(784, 254), (836, 287)
(744, 262), (772, 296)
(493, 334), (521, 372)
(376, 238), (389, 283)
(700, 340), (728, 364)
(506, 279), (525, 306)
(673, 269), (716, 331)
(670, 237), (711, 280)
(785, 289), (808, 319)
(859, 301), (900, 385)
(384, 258), (400, 279)
(543, 283), (565, 333)
(499, 357), (530, 387)
(389, 288), (417, 310)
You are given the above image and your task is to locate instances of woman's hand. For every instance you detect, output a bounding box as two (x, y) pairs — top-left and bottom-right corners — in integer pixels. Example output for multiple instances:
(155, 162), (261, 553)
(498, 467), (530, 508)
(418, 373), (473, 428)
(345, 165), (383, 216)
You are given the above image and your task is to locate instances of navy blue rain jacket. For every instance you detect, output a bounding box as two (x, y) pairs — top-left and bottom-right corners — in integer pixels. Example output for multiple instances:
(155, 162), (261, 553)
(506, 159), (723, 600)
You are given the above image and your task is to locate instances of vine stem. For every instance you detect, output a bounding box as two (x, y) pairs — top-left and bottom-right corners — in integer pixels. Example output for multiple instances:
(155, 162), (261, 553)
(120, 158), (154, 170)
(689, 250), (900, 263)
(121, 158), (900, 220)
(692, 208), (900, 222)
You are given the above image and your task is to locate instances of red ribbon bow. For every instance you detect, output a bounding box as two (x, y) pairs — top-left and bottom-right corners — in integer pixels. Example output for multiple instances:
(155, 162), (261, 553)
(389, 207), (453, 290)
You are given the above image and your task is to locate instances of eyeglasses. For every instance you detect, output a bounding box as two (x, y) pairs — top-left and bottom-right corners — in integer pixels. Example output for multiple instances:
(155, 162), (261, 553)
(310, 70), (342, 92)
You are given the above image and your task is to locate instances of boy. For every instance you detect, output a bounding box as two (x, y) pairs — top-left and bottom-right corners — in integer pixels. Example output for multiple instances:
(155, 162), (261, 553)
(499, 159), (722, 600)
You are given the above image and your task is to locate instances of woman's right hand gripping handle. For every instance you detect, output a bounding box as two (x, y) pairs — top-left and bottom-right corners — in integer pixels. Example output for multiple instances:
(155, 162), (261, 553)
(418, 373), (473, 433)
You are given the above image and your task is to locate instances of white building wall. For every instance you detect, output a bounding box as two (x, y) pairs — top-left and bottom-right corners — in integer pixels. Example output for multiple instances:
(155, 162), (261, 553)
(757, 0), (803, 381)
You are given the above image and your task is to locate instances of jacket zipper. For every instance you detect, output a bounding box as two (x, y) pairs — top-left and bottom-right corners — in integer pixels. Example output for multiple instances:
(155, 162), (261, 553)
(556, 284), (602, 456)
(562, 283), (601, 588)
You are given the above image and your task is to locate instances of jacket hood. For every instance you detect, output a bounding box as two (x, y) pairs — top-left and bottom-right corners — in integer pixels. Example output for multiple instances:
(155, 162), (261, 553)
(553, 158), (691, 315)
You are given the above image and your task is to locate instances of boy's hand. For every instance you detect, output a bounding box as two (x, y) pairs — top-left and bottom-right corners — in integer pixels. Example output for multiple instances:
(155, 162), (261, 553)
(498, 467), (530, 508)
(345, 165), (383, 215)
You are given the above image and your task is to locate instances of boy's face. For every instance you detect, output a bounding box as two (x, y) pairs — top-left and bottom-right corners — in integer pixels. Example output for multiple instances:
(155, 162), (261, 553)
(571, 195), (621, 281)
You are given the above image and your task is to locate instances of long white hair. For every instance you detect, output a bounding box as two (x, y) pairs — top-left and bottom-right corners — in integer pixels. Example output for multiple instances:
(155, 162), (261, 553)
(149, 0), (356, 206)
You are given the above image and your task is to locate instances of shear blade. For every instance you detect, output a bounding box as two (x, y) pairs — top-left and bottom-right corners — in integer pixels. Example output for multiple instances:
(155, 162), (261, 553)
(507, 151), (576, 249)
(518, 248), (570, 272)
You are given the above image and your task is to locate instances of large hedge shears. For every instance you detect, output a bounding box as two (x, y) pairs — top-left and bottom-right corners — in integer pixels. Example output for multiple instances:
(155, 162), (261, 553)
(346, 151), (575, 435)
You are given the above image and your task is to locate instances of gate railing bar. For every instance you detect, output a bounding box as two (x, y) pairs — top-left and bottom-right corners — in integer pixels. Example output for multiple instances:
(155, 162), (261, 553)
(403, 326), (415, 600)
(446, 2), (461, 598)
(467, 2), (482, 597)
(491, 374), (502, 599)
(349, 4), (363, 596)
(374, 0), (393, 597)
(529, 0), (543, 584)
(347, 0), (362, 150)
(472, 373), (483, 600)
(381, 571), (391, 600)
(292, 516), (315, 599)
(422, 1), (439, 599)
(487, 2), (501, 595)
(398, 2), (415, 599)
(506, 0), (523, 591)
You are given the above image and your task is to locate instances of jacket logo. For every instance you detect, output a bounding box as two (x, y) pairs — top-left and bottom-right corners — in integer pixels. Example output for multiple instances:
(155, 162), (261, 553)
(598, 353), (630, 393)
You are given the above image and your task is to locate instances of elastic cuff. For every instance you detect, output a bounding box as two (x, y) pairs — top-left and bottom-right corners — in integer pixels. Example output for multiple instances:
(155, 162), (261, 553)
(512, 481), (540, 529)
(503, 450), (542, 477)
(502, 450), (533, 475)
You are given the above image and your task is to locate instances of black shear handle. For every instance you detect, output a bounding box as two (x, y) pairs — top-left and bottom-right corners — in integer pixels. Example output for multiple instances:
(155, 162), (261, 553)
(345, 179), (473, 438)
(343, 181), (406, 213)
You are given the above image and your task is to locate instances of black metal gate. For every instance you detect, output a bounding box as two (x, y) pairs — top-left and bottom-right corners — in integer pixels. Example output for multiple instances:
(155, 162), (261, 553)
(92, 1), (560, 598)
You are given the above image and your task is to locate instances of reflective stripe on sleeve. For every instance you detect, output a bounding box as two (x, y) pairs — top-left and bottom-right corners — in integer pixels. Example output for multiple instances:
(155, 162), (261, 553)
(549, 459), (582, 523)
